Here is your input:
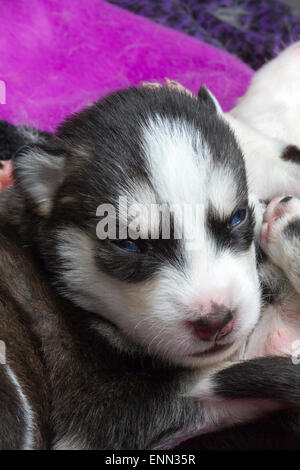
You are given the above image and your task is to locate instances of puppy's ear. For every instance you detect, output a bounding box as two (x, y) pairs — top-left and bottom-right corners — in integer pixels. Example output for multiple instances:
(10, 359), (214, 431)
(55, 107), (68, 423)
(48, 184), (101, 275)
(13, 139), (66, 216)
(198, 85), (223, 114)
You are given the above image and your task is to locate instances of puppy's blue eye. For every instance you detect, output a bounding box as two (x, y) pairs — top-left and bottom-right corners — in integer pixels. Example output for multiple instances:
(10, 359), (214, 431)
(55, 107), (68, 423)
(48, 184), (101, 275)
(114, 240), (139, 252)
(230, 208), (247, 228)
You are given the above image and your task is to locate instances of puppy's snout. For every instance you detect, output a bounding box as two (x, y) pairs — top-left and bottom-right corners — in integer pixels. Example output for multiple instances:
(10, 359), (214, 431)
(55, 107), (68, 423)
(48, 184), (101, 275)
(191, 307), (234, 342)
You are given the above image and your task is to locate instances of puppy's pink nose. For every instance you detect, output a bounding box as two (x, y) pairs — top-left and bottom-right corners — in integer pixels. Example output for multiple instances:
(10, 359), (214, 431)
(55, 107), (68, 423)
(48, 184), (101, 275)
(191, 307), (234, 342)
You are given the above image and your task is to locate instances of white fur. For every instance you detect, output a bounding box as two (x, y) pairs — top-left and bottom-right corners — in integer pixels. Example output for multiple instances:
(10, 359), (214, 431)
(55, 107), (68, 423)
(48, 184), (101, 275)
(224, 114), (300, 200)
(187, 375), (216, 400)
(230, 42), (300, 146)
(142, 115), (210, 208)
(6, 365), (35, 450)
(227, 41), (300, 201)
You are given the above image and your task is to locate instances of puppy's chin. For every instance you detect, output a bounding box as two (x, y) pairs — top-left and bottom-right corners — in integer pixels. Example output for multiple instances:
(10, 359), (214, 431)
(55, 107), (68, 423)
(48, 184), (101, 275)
(147, 339), (242, 369)
(182, 340), (243, 369)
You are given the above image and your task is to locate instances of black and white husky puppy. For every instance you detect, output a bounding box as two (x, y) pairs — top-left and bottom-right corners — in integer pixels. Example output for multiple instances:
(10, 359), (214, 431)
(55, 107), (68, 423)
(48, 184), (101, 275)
(1, 44), (300, 450)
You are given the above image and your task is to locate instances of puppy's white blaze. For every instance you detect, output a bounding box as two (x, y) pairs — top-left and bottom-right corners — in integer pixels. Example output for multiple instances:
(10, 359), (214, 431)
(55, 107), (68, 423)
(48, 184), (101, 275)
(208, 166), (240, 216)
(6, 365), (35, 450)
(142, 115), (210, 207)
(142, 114), (240, 237)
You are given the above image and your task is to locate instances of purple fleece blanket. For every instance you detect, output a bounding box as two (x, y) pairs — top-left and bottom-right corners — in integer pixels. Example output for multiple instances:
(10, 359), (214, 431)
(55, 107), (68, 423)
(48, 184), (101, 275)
(0, 0), (253, 132)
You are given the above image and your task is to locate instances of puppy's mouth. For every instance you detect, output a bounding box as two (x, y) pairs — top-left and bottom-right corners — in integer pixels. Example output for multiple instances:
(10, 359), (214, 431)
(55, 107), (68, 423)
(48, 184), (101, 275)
(190, 342), (234, 357)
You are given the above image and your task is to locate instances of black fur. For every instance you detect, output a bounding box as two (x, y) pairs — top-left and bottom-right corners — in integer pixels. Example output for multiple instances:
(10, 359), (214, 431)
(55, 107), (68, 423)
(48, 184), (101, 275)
(177, 410), (300, 450)
(281, 145), (300, 164)
(213, 357), (300, 406)
(283, 219), (300, 240)
(281, 196), (293, 204)
(0, 120), (51, 160)
(206, 204), (254, 252)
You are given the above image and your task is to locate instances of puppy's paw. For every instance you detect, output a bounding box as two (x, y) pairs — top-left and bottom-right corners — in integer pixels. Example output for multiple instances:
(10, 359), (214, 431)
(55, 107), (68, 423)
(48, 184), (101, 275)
(265, 327), (296, 357)
(260, 196), (300, 268)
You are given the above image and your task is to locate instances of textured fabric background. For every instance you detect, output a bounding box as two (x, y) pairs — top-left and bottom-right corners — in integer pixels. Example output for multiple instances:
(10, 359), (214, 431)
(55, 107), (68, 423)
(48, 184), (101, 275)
(107, 0), (300, 70)
(0, 0), (252, 132)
